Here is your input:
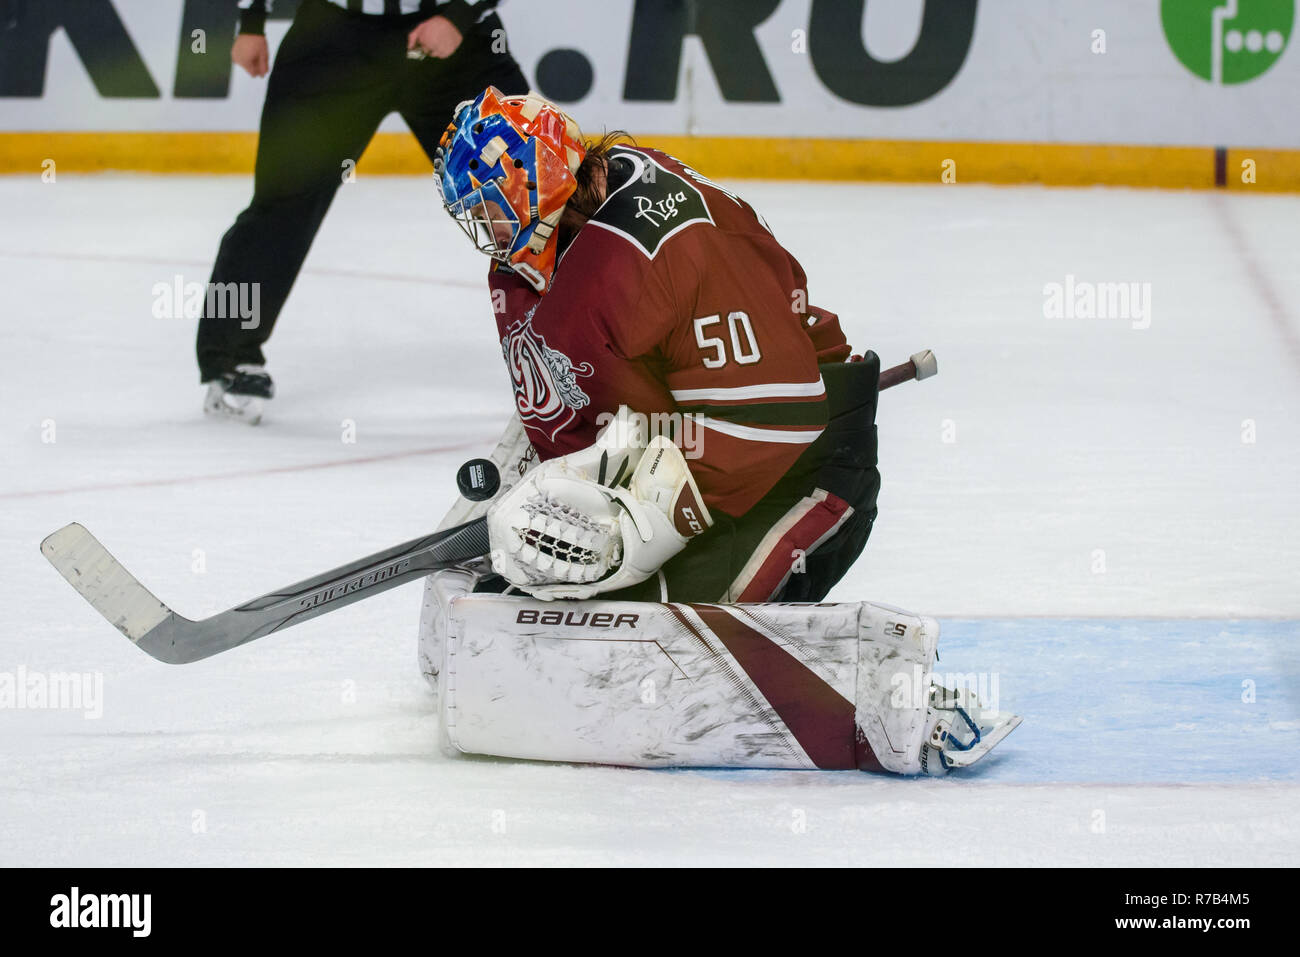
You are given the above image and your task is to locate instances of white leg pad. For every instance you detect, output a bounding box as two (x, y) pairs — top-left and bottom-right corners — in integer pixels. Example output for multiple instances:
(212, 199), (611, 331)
(416, 567), (482, 702)
(440, 595), (953, 774)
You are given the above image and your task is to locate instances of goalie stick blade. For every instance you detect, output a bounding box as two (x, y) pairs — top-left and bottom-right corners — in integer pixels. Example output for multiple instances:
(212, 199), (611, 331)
(40, 518), (492, 665)
(40, 523), (183, 645)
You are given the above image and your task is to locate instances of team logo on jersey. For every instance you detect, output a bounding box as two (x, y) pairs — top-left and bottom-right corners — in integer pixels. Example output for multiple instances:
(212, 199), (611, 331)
(502, 313), (593, 441)
(590, 150), (713, 260)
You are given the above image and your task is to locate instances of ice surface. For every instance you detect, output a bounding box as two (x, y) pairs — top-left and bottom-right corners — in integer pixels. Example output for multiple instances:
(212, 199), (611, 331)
(1, 174), (1296, 865)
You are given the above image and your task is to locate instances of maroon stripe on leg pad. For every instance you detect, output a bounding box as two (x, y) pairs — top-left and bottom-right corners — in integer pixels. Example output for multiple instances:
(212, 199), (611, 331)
(689, 605), (862, 770)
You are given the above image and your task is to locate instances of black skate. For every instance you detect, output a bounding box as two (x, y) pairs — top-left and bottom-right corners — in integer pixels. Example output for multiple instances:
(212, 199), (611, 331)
(203, 364), (274, 425)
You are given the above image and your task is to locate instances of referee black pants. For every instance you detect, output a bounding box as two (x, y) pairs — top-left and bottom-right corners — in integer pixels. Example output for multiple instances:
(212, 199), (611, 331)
(196, 0), (528, 382)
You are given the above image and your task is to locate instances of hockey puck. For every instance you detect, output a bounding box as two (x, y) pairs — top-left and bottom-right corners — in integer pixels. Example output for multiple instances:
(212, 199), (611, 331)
(456, 458), (500, 501)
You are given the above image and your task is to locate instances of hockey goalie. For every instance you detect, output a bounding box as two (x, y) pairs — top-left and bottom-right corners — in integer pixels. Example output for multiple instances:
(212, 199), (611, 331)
(420, 88), (1020, 775)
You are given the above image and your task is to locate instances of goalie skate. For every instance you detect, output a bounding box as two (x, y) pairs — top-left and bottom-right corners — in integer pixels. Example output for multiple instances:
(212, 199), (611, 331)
(203, 364), (273, 425)
(921, 684), (1023, 775)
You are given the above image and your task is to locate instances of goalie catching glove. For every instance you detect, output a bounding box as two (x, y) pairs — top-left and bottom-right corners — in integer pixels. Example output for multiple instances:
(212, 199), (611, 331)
(486, 410), (712, 600)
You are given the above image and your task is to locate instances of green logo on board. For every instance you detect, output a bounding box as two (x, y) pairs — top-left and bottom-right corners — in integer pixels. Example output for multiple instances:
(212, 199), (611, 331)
(1161, 0), (1294, 83)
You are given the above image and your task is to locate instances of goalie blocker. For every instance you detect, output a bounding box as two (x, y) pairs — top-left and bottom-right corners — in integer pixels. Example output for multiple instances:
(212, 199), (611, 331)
(420, 572), (1020, 775)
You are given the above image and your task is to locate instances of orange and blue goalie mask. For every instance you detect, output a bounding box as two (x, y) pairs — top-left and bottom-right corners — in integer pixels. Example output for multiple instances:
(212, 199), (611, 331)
(433, 88), (586, 293)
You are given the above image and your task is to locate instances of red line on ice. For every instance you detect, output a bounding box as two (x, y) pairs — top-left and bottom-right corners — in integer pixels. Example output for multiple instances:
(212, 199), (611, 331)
(0, 248), (482, 289)
(1210, 195), (1300, 374)
(0, 439), (486, 500)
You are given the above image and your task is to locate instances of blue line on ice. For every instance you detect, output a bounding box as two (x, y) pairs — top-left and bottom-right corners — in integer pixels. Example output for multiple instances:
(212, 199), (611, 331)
(686, 618), (1300, 784)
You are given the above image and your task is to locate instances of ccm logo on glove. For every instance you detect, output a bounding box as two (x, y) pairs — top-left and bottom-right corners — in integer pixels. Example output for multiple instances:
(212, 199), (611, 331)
(673, 486), (708, 538)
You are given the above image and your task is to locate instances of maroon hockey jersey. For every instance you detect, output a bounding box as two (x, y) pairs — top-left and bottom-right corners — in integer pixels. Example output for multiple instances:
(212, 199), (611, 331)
(488, 146), (851, 518)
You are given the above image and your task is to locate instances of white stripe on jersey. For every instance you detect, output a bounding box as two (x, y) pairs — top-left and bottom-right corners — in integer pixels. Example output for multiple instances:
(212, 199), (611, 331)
(360, 1), (415, 14)
(696, 416), (824, 445)
(241, 1), (490, 17)
(671, 378), (826, 403)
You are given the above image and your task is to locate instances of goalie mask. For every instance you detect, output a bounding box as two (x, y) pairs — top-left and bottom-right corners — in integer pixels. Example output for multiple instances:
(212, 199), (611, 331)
(434, 87), (586, 294)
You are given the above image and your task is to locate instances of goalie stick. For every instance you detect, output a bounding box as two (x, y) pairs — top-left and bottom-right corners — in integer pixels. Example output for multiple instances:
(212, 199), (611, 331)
(40, 519), (490, 664)
(41, 350), (937, 665)
(878, 349), (938, 390)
